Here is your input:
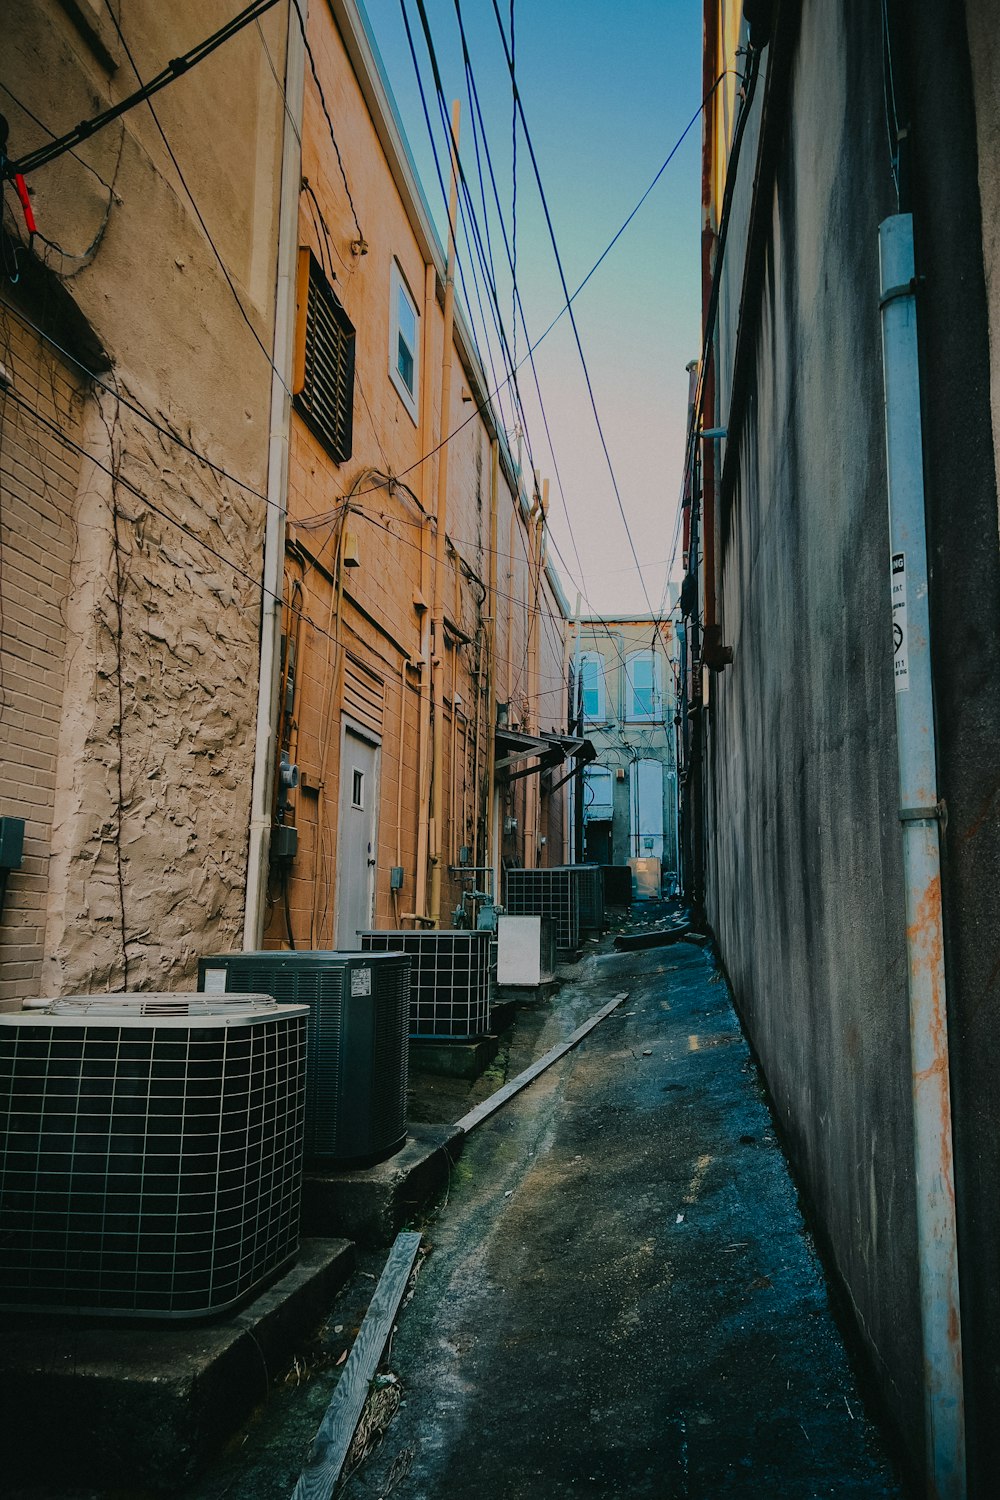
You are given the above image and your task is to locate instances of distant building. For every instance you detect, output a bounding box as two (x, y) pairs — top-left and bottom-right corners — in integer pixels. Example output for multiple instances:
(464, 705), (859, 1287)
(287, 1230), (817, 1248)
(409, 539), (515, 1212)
(573, 615), (678, 885)
(258, 0), (572, 949)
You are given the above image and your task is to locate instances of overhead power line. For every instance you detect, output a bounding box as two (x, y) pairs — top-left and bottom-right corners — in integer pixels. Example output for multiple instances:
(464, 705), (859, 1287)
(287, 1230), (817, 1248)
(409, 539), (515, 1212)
(4, 0), (283, 180)
(484, 0), (655, 616)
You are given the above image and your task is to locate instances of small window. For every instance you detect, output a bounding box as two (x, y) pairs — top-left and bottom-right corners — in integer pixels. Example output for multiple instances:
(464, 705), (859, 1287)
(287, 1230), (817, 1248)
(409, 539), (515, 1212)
(583, 765), (614, 821)
(352, 770), (364, 808)
(294, 248), (355, 463)
(579, 653), (604, 723)
(390, 261), (419, 422)
(626, 651), (661, 721)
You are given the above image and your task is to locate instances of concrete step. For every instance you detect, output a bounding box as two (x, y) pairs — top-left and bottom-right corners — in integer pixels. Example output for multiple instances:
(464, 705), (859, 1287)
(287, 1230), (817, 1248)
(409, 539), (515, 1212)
(1, 1237), (354, 1494)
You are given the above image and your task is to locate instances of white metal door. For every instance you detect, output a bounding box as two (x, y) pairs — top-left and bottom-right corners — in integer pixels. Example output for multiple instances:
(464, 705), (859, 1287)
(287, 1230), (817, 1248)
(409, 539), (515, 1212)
(630, 758), (664, 860)
(335, 727), (379, 947)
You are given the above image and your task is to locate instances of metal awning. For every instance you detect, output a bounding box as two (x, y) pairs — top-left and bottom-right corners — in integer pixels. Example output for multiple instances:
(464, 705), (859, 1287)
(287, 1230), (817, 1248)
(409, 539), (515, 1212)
(495, 728), (597, 784)
(494, 728), (554, 774)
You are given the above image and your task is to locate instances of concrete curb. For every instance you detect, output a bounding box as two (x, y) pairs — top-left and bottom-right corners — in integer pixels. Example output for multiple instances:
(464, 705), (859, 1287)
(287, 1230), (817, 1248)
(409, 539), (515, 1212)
(303, 1123), (465, 1246)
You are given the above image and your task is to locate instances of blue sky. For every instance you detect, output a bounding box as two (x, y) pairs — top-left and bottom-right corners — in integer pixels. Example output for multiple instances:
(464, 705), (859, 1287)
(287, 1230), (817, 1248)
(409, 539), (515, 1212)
(362, 0), (703, 615)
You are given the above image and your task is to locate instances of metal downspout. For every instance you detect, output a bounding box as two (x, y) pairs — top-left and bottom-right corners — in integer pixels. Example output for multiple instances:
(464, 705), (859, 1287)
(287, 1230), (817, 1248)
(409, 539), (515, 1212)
(429, 99), (460, 927)
(484, 438), (499, 873)
(243, 0), (306, 948)
(878, 212), (965, 1500)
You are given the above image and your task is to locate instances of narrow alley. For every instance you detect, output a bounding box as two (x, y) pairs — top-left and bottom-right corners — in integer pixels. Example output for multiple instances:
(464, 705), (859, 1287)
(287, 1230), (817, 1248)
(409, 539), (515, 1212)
(3, 2), (998, 1495)
(169, 916), (902, 1500)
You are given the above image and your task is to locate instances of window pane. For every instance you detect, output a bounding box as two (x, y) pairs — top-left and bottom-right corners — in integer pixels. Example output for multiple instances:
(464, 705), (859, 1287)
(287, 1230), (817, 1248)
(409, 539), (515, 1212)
(581, 657), (601, 720)
(397, 333), (414, 393)
(629, 656), (655, 717)
(398, 289), (416, 347)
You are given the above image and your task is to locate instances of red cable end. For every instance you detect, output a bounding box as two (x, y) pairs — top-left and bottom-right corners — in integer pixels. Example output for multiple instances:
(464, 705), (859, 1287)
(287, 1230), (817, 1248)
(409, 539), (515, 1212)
(14, 174), (36, 235)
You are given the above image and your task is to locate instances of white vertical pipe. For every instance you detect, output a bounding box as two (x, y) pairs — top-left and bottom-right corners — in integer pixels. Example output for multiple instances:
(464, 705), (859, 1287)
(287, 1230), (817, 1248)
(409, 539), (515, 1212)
(570, 591), (582, 864)
(244, 2), (307, 948)
(879, 212), (965, 1500)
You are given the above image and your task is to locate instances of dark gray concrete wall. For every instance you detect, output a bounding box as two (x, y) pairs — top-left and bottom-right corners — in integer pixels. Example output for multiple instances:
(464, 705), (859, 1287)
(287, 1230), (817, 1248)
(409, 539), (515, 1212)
(906, 3), (1000, 1489)
(705, 1), (1000, 1491)
(705, 0), (923, 1477)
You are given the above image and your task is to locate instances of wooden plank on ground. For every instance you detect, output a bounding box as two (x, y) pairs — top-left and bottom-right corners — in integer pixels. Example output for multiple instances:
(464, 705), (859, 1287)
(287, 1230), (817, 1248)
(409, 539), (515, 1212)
(455, 992), (630, 1135)
(291, 1230), (422, 1500)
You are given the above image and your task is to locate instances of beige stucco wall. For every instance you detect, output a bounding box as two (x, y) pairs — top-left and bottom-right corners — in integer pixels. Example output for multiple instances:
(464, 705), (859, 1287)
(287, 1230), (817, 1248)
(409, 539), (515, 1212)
(0, 1), (287, 998)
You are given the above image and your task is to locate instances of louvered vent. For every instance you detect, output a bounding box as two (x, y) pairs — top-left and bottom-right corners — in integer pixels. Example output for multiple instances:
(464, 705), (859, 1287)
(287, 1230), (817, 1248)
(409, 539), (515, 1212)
(295, 249), (355, 464)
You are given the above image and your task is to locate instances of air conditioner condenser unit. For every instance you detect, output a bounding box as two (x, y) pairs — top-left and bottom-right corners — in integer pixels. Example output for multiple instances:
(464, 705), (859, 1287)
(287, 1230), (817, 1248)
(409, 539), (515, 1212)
(0, 993), (307, 1319)
(199, 951), (410, 1167)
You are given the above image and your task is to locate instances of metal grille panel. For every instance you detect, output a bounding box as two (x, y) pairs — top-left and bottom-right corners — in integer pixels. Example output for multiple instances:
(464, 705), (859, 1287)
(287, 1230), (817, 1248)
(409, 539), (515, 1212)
(358, 931), (492, 1038)
(504, 869), (580, 957)
(199, 953), (410, 1166)
(559, 864), (605, 934)
(0, 999), (306, 1319)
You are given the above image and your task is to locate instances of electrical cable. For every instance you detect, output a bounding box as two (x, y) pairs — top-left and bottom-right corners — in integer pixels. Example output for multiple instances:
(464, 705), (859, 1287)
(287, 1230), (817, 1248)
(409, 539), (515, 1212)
(440, 3), (657, 708)
(351, 21), (726, 511)
(451, 0), (587, 588)
(485, 0), (655, 617)
(6, 373), (581, 719)
(397, 0), (530, 461)
(0, 81), (116, 191)
(292, 1), (365, 246)
(5, 0), (284, 179)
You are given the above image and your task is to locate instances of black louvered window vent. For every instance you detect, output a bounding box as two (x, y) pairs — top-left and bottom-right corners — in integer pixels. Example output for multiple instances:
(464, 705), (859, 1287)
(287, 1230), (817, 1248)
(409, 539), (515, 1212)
(297, 252), (355, 464)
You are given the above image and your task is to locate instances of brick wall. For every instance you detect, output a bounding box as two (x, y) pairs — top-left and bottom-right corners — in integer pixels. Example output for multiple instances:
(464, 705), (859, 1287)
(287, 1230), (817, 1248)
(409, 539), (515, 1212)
(0, 303), (82, 1007)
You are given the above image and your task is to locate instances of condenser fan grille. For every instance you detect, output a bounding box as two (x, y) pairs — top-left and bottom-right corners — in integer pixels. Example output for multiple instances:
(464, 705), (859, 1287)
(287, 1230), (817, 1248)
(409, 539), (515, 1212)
(504, 868), (581, 957)
(197, 953), (410, 1166)
(0, 1007), (306, 1318)
(358, 931), (492, 1038)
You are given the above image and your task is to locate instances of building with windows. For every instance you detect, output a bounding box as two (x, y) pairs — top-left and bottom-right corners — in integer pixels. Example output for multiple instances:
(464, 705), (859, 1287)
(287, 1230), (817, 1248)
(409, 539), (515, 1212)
(0, 0), (573, 1007)
(0, 0), (290, 1004)
(255, 0), (573, 950)
(573, 614), (678, 885)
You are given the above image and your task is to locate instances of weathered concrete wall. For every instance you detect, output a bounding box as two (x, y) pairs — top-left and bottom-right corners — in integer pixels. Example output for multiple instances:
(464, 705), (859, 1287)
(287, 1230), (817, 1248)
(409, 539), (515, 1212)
(966, 0), (1000, 535)
(1, 2), (286, 996)
(904, 3), (1000, 1488)
(704, 1), (1000, 1490)
(704, 0), (923, 1472)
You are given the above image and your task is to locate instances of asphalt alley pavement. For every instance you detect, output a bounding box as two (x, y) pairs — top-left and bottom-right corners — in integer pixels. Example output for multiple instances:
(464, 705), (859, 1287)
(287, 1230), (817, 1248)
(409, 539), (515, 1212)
(348, 938), (904, 1499)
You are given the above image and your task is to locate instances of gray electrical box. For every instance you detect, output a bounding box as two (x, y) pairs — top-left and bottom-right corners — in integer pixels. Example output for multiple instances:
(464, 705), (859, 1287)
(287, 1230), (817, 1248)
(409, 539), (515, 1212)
(271, 824), (298, 863)
(0, 817), (24, 870)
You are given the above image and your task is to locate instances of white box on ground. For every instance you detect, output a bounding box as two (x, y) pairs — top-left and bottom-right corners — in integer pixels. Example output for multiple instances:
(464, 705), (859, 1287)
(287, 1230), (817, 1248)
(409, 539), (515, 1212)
(629, 856), (661, 900)
(497, 915), (556, 987)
